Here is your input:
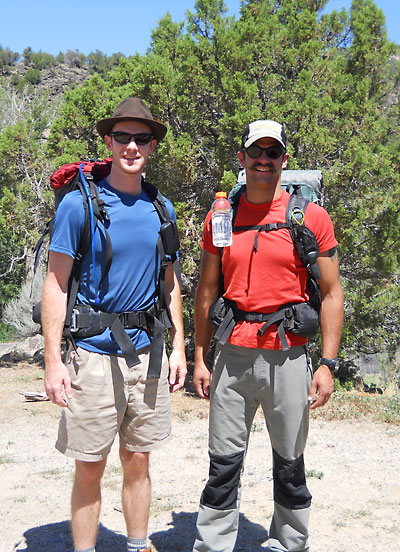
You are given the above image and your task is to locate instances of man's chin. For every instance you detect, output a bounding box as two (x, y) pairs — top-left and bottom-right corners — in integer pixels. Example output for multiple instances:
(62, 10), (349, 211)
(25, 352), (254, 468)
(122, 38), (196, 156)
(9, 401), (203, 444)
(121, 160), (144, 174)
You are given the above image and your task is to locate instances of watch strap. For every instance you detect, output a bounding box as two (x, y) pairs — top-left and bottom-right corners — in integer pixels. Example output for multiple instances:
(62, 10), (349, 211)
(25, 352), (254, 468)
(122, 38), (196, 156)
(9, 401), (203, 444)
(318, 357), (338, 371)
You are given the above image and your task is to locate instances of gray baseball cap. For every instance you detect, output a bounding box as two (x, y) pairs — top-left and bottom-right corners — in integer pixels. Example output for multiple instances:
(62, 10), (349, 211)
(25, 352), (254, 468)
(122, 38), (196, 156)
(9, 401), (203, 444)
(241, 120), (287, 149)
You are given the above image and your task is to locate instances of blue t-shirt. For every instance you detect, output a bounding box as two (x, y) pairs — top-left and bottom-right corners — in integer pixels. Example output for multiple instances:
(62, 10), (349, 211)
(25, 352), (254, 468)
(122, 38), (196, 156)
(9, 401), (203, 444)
(49, 178), (176, 355)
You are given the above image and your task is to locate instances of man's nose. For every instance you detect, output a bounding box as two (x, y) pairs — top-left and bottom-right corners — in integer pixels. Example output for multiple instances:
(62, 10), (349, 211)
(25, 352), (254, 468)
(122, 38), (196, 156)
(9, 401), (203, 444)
(126, 138), (139, 150)
(258, 150), (272, 161)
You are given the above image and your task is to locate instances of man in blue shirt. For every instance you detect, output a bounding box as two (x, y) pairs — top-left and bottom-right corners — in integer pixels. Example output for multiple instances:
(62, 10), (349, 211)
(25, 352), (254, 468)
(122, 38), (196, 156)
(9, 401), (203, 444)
(42, 97), (187, 552)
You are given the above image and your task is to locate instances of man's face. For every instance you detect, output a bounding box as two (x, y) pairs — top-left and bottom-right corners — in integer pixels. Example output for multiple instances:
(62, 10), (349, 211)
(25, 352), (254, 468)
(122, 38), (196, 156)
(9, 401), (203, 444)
(104, 120), (157, 176)
(237, 137), (289, 185)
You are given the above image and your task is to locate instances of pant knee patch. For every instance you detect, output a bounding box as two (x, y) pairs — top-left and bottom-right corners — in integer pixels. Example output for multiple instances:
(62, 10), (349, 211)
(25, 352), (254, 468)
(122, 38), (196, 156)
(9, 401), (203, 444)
(273, 449), (312, 510)
(200, 450), (244, 510)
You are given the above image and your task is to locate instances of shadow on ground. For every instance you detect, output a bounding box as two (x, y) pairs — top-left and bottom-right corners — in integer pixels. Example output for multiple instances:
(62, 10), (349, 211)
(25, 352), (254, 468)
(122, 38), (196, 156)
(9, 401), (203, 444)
(15, 521), (126, 552)
(14, 511), (268, 551)
(150, 511), (269, 551)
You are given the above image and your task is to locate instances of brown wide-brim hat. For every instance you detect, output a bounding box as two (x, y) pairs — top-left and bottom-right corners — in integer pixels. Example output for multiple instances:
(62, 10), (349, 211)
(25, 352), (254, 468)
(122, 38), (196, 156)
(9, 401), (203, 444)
(96, 97), (167, 142)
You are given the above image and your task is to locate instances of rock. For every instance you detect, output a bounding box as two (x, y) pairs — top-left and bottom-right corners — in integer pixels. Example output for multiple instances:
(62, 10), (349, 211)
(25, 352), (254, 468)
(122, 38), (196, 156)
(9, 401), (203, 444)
(0, 335), (44, 365)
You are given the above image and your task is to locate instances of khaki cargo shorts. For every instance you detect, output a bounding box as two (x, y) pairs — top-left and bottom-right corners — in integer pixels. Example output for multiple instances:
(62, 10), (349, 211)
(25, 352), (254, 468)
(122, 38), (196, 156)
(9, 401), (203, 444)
(56, 346), (171, 462)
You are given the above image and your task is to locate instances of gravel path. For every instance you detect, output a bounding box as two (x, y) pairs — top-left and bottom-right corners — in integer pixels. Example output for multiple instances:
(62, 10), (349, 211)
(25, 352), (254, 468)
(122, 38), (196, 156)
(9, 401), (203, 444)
(1, 365), (399, 552)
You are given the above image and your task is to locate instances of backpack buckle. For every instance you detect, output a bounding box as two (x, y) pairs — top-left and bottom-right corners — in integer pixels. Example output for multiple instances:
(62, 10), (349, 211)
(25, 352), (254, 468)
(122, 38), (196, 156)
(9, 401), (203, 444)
(70, 308), (80, 333)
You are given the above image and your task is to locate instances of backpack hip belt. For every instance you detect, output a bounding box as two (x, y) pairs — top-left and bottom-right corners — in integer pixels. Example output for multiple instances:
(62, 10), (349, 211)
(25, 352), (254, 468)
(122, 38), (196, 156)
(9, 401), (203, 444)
(66, 303), (165, 378)
(210, 298), (319, 352)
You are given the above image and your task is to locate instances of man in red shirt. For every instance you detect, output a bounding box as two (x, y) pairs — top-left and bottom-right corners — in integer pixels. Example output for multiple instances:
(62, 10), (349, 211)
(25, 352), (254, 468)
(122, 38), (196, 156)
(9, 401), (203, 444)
(192, 120), (344, 552)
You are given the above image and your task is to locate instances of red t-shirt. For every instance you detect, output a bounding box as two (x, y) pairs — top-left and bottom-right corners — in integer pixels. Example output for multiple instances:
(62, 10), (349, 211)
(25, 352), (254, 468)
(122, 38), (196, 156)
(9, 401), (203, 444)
(202, 190), (338, 349)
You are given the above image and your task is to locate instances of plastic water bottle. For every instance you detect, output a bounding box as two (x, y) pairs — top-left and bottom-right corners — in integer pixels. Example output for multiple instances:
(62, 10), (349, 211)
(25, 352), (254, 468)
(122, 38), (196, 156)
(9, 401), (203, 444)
(212, 191), (232, 247)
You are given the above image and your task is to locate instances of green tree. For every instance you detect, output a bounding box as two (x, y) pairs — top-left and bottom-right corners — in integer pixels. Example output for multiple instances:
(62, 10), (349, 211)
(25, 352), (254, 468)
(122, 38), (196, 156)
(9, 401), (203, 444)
(86, 49), (126, 76)
(64, 49), (86, 68)
(0, 93), (55, 315)
(31, 50), (56, 70)
(0, 45), (19, 67)
(2, 0), (399, 364)
(22, 46), (32, 65)
(46, 74), (108, 163)
(23, 67), (41, 85)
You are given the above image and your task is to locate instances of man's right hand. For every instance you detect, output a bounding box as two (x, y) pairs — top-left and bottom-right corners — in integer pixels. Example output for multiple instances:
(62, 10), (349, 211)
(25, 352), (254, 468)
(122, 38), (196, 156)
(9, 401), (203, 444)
(44, 361), (72, 407)
(193, 361), (211, 400)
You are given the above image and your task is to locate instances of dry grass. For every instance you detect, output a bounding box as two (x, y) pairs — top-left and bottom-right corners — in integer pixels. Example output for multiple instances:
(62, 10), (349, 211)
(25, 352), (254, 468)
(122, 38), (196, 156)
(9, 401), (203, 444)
(1, 360), (398, 426)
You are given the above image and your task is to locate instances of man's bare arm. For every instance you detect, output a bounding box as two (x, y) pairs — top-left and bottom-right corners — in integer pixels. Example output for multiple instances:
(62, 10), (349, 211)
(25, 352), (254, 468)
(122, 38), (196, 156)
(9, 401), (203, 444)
(193, 250), (221, 399)
(165, 263), (187, 392)
(308, 249), (344, 410)
(42, 251), (74, 407)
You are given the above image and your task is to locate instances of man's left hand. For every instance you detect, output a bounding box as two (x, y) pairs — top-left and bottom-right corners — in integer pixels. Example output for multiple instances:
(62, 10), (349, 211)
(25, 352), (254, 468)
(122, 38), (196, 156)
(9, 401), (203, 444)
(308, 364), (334, 410)
(168, 349), (187, 393)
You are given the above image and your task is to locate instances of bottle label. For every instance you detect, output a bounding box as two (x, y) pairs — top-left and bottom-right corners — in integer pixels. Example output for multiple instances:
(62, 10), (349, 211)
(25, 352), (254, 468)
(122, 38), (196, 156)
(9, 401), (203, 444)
(212, 211), (232, 247)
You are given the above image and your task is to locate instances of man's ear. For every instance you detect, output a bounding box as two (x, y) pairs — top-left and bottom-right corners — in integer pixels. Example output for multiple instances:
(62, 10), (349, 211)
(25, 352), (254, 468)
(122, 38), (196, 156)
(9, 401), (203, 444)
(149, 138), (157, 155)
(237, 150), (245, 168)
(282, 152), (290, 169)
(104, 135), (112, 152)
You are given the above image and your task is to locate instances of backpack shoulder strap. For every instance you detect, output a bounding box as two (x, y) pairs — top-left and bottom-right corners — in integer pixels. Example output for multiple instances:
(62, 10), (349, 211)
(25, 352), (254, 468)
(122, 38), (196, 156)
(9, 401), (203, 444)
(142, 179), (183, 323)
(229, 183), (246, 226)
(286, 194), (321, 281)
(143, 179), (170, 223)
(286, 193), (309, 235)
(65, 167), (112, 317)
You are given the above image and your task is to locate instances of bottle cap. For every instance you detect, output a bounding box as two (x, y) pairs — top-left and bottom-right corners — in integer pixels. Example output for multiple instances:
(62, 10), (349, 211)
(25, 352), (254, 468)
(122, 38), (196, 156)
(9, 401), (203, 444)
(215, 191), (227, 199)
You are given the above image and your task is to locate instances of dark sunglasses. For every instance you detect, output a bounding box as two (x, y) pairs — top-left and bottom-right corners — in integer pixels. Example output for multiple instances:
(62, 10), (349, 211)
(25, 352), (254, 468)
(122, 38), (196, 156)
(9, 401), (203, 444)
(245, 145), (285, 160)
(110, 132), (154, 145)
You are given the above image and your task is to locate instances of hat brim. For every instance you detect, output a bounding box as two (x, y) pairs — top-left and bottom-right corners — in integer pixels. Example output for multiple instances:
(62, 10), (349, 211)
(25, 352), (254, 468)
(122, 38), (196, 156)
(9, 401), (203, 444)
(96, 116), (167, 142)
(244, 131), (286, 149)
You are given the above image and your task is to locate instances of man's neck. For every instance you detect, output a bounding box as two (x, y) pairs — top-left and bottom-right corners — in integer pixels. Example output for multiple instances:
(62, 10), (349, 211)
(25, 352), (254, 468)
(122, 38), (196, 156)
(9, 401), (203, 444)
(107, 166), (143, 195)
(245, 179), (282, 204)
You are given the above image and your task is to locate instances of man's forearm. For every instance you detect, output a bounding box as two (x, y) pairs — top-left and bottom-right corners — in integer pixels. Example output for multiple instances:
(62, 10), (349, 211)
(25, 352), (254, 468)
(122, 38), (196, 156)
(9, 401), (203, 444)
(165, 265), (185, 354)
(319, 289), (344, 359)
(168, 289), (185, 353)
(42, 274), (68, 364)
(41, 268), (73, 406)
(194, 283), (218, 365)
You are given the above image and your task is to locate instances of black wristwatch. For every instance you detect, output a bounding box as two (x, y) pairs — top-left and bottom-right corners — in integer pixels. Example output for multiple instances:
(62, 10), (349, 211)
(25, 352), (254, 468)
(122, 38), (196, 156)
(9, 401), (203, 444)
(318, 357), (339, 372)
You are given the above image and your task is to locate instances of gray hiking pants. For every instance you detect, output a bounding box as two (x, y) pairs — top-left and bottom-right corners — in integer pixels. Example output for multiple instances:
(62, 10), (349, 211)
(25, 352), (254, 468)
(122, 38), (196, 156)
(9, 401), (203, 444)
(193, 343), (313, 552)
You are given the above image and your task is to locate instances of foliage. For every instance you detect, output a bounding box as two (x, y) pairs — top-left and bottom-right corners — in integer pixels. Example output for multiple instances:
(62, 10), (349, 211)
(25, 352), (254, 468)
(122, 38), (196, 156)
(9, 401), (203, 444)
(334, 378), (354, 392)
(0, 322), (15, 342)
(0, 0), (399, 367)
(6, 45), (125, 76)
(312, 390), (400, 424)
(23, 68), (41, 86)
(86, 50), (126, 76)
(45, 74), (108, 164)
(0, 45), (19, 67)
(30, 51), (56, 71)
(0, 90), (56, 315)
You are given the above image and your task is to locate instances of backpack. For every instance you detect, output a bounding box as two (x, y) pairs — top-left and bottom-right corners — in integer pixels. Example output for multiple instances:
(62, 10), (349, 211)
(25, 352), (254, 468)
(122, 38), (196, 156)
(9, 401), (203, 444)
(206, 170), (324, 368)
(236, 168), (323, 204)
(33, 158), (181, 377)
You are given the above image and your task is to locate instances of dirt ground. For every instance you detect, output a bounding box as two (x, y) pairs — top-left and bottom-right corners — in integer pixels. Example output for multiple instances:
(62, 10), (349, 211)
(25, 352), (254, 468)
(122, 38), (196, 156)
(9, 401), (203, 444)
(0, 362), (399, 552)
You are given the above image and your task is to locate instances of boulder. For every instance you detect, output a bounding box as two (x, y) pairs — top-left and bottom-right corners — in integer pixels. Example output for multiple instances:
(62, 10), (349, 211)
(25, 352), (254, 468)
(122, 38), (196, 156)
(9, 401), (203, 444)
(0, 335), (44, 366)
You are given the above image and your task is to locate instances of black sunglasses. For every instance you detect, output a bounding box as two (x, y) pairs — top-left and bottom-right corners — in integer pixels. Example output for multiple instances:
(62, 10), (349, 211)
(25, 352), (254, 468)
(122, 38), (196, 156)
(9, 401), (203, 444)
(110, 132), (154, 145)
(245, 145), (285, 160)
